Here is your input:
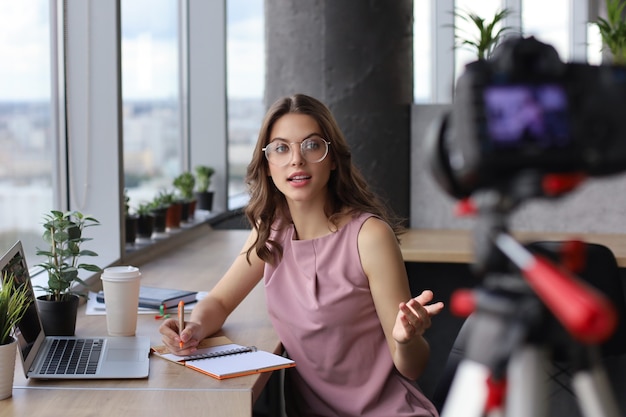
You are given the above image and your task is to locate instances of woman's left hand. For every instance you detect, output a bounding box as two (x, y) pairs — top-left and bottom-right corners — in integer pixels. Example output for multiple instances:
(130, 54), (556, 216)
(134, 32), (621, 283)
(393, 290), (444, 344)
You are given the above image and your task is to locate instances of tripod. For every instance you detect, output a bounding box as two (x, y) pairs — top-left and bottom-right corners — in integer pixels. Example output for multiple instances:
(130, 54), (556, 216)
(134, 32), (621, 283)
(439, 174), (621, 417)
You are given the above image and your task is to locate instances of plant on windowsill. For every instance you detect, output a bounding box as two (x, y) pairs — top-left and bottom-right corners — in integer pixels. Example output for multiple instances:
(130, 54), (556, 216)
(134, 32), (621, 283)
(124, 189), (138, 245)
(0, 270), (31, 399)
(592, 0), (626, 65)
(135, 202), (156, 240)
(194, 165), (215, 212)
(153, 190), (182, 232)
(173, 172), (196, 222)
(35, 210), (102, 336)
(453, 7), (514, 60)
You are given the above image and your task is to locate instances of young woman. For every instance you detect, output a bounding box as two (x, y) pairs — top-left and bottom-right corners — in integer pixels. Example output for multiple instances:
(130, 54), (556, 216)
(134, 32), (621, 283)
(160, 94), (444, 416)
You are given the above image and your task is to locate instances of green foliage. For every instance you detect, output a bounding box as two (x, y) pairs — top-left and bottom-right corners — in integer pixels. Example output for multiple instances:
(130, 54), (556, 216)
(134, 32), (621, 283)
(594, 0), (626, 65)
(150, 190), (175, 210)
(173, 172), (196, 200)
(35, 210), (101, 301)
(0, 271), (31, 345)
(124, 189), (131, 215)
(136, 202), (154, 217)
(454, 8), (513, 60)
(194, 165), (215, 193)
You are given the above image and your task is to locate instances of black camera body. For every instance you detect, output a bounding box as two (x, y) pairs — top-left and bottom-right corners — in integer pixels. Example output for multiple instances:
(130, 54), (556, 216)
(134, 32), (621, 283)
(429, 36), (626, 199)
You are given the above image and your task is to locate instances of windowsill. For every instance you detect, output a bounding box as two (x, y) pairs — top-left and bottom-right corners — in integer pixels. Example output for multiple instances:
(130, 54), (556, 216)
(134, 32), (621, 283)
(121, 210), (223, 268)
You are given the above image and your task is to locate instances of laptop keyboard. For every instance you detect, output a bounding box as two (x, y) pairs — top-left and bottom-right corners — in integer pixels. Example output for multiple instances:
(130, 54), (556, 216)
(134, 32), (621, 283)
(41, 338), (104, 375)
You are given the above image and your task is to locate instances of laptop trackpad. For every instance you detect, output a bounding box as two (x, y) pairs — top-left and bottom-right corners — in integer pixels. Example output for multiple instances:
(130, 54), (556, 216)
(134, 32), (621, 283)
(107, 348), (142, 361)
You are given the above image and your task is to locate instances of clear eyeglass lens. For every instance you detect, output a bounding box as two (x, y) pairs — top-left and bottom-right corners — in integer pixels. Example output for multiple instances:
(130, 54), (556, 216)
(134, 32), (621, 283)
(264, 136), (329, 166)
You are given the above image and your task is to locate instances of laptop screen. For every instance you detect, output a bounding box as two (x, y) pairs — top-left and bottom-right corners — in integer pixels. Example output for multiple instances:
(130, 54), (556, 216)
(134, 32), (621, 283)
(0, 241), (44, 363)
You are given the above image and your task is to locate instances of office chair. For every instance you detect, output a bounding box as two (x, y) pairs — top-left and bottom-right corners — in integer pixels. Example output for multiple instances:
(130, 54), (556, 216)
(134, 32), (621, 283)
(431, 241), (626, 416)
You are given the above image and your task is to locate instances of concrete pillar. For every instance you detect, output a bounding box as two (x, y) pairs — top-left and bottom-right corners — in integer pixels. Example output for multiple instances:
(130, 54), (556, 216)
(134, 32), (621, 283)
(265, 0), (414, 221)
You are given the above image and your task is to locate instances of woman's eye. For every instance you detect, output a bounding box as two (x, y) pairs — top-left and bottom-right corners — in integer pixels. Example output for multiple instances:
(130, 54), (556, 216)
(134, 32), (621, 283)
(274, 143), (289, 153)
(303, 139), (319, 150)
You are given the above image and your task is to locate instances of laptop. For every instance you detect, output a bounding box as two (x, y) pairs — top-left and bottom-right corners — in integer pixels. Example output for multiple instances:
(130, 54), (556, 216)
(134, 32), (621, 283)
(1, 241), (150, 379)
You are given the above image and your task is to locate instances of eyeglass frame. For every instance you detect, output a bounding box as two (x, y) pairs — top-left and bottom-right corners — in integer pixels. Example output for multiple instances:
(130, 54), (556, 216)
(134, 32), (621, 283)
(262, 135), (331, 166)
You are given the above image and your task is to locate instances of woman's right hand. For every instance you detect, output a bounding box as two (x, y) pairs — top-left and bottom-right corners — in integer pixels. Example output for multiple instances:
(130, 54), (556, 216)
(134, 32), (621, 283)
(159, 317), (202, 356)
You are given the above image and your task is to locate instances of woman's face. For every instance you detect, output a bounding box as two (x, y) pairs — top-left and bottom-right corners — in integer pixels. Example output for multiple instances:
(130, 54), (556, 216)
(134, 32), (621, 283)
(266, 113), (335, 206)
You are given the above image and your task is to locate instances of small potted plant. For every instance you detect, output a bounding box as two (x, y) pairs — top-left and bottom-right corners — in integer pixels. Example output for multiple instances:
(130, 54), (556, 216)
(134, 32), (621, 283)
(135, 202), (156, 241)
(173, 172), (196, 222)
(124, 189), (138, 245)
(35, 210), (102, 336)
(0, 269), (31, 399)
(453, 7), (514, 60)
(592, 0), (626, 65)
(194, 165), (215, 211)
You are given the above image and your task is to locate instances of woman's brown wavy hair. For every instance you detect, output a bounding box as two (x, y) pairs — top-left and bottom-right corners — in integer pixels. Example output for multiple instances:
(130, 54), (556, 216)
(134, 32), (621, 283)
(244, 94), (405, 265)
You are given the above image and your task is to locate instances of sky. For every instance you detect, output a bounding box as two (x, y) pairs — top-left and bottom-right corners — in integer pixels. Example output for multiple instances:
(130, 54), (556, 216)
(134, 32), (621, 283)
(0, 0), (264, 101)
(0, 0), (599, 102)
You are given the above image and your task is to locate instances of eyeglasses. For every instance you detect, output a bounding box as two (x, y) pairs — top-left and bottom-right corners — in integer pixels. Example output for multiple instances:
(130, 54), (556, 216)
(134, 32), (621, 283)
(262, 135), (331, 167)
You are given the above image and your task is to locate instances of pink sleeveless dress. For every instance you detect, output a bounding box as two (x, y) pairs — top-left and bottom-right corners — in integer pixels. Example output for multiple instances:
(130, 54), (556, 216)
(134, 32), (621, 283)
(264, 212), (438, 417)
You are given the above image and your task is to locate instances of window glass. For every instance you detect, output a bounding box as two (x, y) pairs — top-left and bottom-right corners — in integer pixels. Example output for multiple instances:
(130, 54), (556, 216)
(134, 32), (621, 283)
(522, 0), (569, 60)
(454, 0), (501, 81)
(121, 0), (181, 211)
(227, 0), (264, 206)
(414, 0), (431, 103)
(0, 1), (53, 261)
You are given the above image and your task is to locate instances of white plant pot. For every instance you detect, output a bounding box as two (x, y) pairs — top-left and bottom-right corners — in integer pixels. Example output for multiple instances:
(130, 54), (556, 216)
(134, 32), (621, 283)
(0, 337), (17, 400)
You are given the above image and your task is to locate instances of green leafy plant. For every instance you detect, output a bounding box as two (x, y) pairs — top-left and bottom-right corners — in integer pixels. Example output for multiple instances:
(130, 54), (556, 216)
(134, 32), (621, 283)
(453, 8), (514, 60)
(0, 271), (30, 345)
(593, 0), (626, 65)
(124, 189), (131, 216)
(173, 172), (196, 200)
(136, 202), (154, 216)
(195, 165), (215, 193)
(35, 210), (102, 301)
(151, 190), (176, 210)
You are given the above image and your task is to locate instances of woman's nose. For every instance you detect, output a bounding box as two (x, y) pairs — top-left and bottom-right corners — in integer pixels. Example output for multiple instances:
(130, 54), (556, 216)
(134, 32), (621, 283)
(289, 144), (304, 165)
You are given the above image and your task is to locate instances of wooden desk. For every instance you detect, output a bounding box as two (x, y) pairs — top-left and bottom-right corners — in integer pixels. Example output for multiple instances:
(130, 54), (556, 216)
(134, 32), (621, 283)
(400, 229), (626, 267)
(3, 228), (271, 417)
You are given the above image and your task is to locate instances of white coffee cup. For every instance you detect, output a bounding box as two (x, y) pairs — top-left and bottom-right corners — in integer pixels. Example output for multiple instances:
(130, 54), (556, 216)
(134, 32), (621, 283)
(100, 266), (142, 336)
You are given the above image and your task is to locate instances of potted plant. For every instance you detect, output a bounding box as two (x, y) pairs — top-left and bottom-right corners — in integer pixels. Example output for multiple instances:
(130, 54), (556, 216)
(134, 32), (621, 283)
(153, 190), (181, 232)
(453, 7), (514, 60)
(194, 165), (215, 211)
(173, 172), (196, 222)
(135, 202), (156, 241)
(35, 210), (101, 336)
(124, 189), (138, 245)
(0, 270), (31, 400)
(592, 0), (626, 65)
(149, 192), (170, 235)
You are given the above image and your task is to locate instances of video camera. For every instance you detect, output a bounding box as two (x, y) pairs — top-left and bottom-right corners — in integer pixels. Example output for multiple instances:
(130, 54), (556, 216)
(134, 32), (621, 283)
(429, 36), (626, 199)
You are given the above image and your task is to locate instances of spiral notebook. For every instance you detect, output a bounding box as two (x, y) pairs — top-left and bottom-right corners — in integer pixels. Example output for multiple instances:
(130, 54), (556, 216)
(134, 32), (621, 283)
(151, 336), (295, 380)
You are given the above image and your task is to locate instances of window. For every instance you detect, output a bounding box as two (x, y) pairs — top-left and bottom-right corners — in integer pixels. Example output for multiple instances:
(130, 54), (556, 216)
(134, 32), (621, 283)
(416, 0), (594, 104)
(121, 0), (182, 213)
(0, 1), (53, 261)
(226, 0), (265, 207)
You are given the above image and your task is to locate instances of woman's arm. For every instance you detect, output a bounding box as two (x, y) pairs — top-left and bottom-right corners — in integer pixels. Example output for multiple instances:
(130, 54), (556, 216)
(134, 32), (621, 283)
(159, 229), (266, 354)
(359, 217), (444, 380)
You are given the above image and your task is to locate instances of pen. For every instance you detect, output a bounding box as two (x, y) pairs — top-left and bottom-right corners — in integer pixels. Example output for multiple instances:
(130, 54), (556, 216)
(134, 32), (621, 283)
(178, 300), (185, 348)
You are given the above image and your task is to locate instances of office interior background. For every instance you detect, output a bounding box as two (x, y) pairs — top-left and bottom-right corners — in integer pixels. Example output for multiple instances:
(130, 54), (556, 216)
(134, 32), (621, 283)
(0, 0), (622, 278)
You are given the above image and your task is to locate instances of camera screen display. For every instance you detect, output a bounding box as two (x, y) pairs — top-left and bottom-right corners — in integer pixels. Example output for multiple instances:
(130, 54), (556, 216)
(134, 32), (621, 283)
(483, 84), (570, 149)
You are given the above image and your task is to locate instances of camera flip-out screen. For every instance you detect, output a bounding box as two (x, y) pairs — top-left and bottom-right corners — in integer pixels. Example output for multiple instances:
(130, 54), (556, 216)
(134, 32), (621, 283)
(483, 84), (570, 149)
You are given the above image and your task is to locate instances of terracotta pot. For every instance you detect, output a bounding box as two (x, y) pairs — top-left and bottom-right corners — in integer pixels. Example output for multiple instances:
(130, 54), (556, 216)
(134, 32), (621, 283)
(0, 336), (17, 400)
(166, 202), (182, 231)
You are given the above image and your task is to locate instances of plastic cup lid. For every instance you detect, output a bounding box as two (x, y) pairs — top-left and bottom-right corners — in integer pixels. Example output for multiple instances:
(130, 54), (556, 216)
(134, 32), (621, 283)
(101, 265), (141, 281)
